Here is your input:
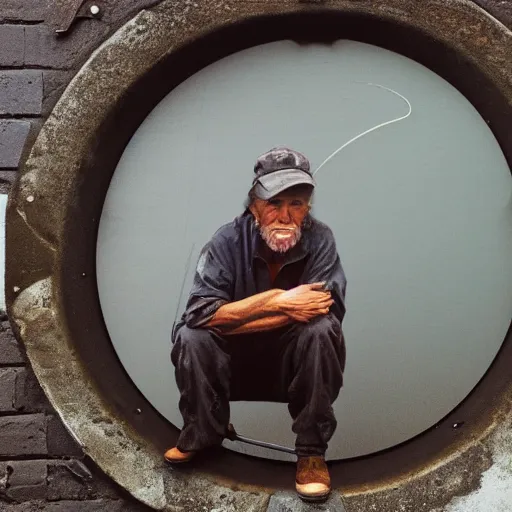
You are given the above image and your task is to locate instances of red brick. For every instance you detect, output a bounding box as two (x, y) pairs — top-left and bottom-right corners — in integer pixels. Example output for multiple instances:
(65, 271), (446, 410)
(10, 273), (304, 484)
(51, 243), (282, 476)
(0, 414), (47, 456)
(24, 23), (110, 70)
(0, 460), (48, 501)
(0, 25), (24, 67)
(0, 319), (24, 364)
(47, 415), (83, 457)
(0, 1), (48, 22)
(0, 368), (21, 412)
(43, 500), (149, 511)
(47, 460), (93, 501)
(14, 367), (53, 413)
(0, 120), (31, 169)
(0, 70), (43, 115)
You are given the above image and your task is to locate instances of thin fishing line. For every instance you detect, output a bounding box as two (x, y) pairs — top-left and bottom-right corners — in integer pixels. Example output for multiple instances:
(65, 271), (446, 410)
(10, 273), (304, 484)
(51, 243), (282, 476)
(172, 242), (197, 330)
(313, 83), (412, 176)
(172, 85), (410, 328)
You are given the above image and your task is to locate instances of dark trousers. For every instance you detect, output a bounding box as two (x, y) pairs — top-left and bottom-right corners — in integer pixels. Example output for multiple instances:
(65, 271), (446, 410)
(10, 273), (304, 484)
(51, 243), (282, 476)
(170, 314), (345, 457)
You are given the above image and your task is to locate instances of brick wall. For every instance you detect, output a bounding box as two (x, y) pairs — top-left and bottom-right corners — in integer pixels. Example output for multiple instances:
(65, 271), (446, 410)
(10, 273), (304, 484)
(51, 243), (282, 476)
(0, 0), (161, 191)
(0, 3), (160, 510)
(0, 313), (150, 511)
(0, 1), (510, 511)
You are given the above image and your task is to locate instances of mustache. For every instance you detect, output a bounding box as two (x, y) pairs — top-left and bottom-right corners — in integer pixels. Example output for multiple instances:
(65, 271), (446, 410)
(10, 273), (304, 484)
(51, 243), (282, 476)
(259, 224), (302, 253)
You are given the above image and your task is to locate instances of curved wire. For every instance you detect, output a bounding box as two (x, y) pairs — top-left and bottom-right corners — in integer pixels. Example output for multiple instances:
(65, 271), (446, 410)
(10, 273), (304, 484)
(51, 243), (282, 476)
(313, 83), (412, 176)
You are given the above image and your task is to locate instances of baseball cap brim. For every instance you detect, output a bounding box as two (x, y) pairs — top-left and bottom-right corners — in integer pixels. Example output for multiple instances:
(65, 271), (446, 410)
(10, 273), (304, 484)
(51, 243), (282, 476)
(252, 168), (316, 200)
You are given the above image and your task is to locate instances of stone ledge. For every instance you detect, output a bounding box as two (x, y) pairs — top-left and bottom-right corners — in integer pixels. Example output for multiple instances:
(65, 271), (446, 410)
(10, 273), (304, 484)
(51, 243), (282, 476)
(268, 491), (347, 512)
(0, 499), (150, 511)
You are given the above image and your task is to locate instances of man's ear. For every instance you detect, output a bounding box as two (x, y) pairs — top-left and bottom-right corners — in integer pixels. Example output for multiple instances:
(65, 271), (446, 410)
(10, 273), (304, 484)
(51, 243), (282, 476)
(249, 202), (260, 224)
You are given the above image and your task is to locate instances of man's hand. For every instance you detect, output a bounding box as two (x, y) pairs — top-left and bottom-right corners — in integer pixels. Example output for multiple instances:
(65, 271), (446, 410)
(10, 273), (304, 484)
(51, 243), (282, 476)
(206, 284), (332, 335)
(271, 282), (333, 322)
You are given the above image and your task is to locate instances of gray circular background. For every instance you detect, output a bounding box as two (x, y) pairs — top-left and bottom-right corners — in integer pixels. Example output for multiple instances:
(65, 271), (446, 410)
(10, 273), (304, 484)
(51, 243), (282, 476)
(97, 40), (512, 460)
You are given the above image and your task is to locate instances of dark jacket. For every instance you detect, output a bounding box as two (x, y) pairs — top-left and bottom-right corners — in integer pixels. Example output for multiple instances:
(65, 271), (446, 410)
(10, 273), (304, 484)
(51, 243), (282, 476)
(172, 211), (347, 341)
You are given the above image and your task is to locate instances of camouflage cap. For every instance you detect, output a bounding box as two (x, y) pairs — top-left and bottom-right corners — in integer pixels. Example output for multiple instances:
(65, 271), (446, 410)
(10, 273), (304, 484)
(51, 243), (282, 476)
(251, 146), (315, 200)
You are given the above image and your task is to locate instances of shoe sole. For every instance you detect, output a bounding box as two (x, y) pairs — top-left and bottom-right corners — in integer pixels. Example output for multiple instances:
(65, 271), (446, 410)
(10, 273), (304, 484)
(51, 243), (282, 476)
(164, 455), (195, 465)
(297, 490), (331, 503)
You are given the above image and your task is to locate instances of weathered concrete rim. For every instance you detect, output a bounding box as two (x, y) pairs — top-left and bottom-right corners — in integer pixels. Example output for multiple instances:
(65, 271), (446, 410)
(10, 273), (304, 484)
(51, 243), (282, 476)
(5, 1), (512, 511)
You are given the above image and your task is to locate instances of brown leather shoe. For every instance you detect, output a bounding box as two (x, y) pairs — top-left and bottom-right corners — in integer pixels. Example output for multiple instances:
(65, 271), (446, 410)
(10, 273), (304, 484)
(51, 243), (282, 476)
(164, 446), (195, 464)
(295, 456), (331, 502)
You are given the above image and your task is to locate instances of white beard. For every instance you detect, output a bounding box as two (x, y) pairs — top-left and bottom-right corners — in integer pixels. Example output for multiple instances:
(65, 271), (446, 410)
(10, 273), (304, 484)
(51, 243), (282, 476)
(259, 225), (302, 253)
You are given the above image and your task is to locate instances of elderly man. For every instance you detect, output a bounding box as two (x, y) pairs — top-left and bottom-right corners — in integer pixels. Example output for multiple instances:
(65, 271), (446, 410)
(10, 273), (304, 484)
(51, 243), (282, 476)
(165, 147), (347, 502)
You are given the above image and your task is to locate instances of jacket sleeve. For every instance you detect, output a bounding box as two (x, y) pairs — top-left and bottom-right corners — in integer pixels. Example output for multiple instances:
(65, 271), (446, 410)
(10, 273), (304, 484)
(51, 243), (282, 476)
(182, 236), (234, 329)
(300, 227), (347, 324)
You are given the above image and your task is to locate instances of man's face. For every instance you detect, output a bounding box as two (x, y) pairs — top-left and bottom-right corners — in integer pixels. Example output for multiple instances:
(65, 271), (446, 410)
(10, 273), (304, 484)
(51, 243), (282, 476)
(249, 187), (312, 253)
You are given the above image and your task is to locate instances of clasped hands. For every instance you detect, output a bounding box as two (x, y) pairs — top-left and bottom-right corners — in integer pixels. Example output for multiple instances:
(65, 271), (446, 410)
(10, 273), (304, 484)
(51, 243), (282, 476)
(270, 282), (333, 323)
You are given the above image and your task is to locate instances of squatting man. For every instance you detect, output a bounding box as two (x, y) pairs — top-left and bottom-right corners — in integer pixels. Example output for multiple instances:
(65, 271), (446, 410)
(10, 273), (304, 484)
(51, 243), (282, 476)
(165, 147), (347, 502)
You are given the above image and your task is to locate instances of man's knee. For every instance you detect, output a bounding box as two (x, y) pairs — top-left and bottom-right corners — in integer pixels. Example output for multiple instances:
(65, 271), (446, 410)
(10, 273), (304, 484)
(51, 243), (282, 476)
(297, 314), (340, 340)
(293, 314), (344, 368)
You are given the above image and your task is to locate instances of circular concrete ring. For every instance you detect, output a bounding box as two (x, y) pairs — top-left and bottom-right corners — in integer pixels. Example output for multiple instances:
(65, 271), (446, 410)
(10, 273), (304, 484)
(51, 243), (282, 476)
(6, 1), (512, 511)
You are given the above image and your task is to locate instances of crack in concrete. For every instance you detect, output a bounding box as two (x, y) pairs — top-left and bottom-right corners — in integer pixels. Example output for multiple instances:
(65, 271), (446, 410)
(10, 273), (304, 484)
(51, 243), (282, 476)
(15, 206), (56, 253)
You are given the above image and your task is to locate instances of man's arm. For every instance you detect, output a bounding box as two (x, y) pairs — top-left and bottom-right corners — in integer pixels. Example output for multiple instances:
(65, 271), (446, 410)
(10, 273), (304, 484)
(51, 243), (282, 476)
(206, 283), (333, 335)
(221, 315), (292, 335)
(301, 224), (347, 324)
(206, 289), (284, 328)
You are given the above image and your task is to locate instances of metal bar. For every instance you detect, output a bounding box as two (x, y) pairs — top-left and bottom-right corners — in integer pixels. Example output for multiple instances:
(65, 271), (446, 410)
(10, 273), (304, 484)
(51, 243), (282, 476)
(54, 0), (89, 34)
(227, 423), (296, 455)
(232, 433), (296, 455)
